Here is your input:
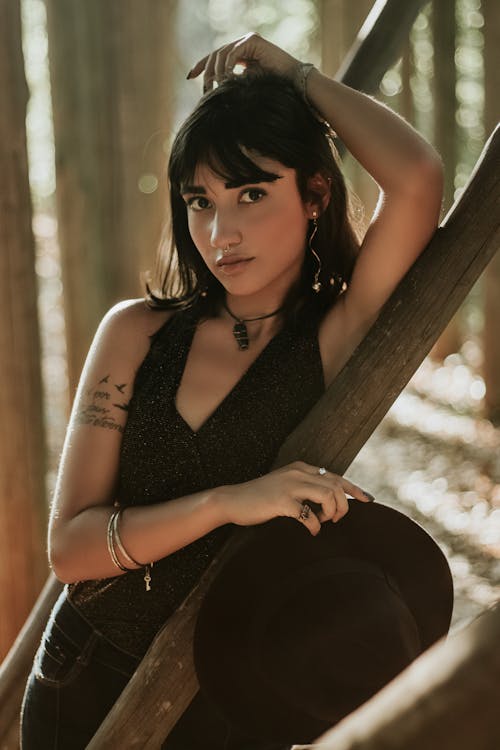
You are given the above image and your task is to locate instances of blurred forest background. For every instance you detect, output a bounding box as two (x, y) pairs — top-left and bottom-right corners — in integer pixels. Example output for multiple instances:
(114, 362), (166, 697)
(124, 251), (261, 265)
(1, 0), (499, 662)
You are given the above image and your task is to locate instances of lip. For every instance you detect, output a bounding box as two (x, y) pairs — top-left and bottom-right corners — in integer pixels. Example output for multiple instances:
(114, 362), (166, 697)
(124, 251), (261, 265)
(216, 255), (255, 267)
(218, 258), (255, 275)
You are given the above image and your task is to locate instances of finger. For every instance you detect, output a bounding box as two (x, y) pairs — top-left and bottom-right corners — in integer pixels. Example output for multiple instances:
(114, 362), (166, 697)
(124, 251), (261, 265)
(203, 50), (219, 93)
(307, 468), (372, 504)
(296, 502), (321, 536)
(187, 55), (209, 80)
(296, 481), (336, 523)
(294, 467), (340, 521)
(224, 33), (262, 77)
(330, 486), (349, 522)
(214, 43), (234, 83)
(341, 477), (375, 503)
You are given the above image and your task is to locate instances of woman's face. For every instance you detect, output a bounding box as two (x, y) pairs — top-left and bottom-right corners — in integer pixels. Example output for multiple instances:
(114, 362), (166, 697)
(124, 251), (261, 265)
(181, 153), (311, 301)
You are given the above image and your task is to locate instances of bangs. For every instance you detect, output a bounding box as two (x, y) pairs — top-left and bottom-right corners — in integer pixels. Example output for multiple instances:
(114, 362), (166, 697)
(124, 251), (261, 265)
(167, 78), (301, 193)
(168, 71), (331, 198)
(170, 135), (282, 194)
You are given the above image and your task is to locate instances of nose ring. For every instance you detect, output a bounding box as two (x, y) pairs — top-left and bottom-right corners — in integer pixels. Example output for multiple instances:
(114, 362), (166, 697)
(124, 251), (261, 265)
(215, 244), (232, 264)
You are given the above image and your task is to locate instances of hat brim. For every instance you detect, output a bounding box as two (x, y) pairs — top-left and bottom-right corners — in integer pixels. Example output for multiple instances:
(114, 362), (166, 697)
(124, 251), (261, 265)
(194, 499), (453, 742)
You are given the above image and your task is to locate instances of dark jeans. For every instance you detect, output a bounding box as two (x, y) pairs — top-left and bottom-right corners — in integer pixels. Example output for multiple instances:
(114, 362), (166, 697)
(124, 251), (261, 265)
(20, 590), (289, 749)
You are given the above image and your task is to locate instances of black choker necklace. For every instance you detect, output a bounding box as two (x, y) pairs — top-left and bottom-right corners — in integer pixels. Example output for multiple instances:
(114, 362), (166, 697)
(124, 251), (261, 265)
(222, 299), (286, 351)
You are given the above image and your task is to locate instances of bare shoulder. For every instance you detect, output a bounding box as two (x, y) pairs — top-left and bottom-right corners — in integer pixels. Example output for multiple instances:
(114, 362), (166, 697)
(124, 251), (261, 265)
(103, 297), (174, 339)
(317, 294), (379, 389)
(98, 298), (175, 369)
(69, 299), (175, 435)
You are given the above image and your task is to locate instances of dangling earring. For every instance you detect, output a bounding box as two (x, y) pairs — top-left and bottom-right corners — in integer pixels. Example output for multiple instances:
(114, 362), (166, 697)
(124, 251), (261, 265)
(309, 211), (321, 293)
(198, 277), (209, 298)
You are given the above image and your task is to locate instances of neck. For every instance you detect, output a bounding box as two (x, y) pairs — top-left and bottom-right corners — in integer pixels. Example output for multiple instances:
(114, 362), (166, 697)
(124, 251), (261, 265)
(222, 284), (293, 321)
(224, 298), (285, 321)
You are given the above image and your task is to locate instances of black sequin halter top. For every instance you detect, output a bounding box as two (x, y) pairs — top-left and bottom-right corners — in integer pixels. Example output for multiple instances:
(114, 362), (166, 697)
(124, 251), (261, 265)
(68, 297), (326, 657)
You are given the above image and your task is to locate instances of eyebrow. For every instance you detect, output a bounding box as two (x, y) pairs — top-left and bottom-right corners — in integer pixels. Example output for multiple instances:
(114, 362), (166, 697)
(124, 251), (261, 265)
(180, 174), (283, 194)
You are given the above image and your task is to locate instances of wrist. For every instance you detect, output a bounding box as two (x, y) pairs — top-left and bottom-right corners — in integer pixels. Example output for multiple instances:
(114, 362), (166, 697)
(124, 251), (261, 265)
(292, 61), (316, 102)
(207, 484), (232, 526)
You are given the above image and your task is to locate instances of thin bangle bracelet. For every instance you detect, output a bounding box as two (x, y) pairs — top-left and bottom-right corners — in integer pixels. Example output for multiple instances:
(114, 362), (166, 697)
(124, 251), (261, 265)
(112, 508), (142, 567)
(107, 510), (131, 572)
(113, 507), (154, 592)
(293, 62), (315, 102)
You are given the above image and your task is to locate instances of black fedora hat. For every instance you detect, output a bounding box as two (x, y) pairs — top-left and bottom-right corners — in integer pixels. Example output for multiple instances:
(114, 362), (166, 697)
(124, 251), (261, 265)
(194, 499), (453, 745)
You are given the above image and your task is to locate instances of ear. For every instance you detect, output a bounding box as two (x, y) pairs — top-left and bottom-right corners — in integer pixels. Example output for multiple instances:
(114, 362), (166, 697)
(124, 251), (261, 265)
(304, 173), (331, 219)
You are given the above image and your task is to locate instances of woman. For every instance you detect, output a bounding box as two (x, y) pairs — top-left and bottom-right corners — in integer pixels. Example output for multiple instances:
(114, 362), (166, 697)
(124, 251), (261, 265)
(20, 33), (444, 749)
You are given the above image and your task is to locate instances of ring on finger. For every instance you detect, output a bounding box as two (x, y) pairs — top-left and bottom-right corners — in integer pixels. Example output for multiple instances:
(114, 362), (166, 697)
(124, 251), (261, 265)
(298, 502), (312, 522)
(318, 467), (327, 475)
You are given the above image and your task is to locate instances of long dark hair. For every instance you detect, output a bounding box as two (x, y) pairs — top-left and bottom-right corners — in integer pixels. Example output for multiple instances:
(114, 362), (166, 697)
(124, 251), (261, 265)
(143, 70), (363, 326)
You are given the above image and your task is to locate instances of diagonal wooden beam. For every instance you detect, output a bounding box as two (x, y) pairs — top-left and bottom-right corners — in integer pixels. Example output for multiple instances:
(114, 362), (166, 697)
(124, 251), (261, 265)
(335, 0), (428, 92)
(0, 575), (62, 741)
(86, 126), (500, 748)
(329, 0), (429, 159)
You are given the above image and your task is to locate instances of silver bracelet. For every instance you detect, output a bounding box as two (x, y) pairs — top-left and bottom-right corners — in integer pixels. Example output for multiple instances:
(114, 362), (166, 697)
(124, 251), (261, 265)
(112, 508), (142, 567)
(293, 62), (316, 102)
(111, 506), (154, 592)
(107, 510), (130, 572)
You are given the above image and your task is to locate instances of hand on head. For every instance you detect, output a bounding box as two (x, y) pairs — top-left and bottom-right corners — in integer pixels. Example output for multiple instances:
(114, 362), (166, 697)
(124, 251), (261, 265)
(186, 32), (301, 94)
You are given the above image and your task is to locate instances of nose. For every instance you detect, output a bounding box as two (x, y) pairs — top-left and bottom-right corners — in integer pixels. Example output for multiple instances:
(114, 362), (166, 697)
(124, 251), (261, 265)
(209, 210), (242, 250)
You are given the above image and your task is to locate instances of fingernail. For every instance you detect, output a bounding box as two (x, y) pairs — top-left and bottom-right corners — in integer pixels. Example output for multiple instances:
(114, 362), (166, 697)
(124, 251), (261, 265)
(362, 491), (375, 502)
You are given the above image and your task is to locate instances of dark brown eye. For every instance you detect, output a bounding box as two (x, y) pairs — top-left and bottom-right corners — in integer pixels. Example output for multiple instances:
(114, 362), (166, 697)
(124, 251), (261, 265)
(186, 196), (211, 211)
(241, 188), (266, 203)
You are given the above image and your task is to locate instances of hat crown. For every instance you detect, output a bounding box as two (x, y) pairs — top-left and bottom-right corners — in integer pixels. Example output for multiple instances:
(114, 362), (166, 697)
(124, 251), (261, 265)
(258, 558), (422, 725)
(194, 501), (453, 744)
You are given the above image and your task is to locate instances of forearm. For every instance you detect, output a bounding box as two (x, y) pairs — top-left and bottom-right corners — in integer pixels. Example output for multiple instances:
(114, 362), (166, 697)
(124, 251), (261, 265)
(49, 487), (227, 583)
(305, 67), (442, 191)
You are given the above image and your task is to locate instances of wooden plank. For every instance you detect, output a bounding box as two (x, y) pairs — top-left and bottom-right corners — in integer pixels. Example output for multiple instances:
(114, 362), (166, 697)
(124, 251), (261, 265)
(0, 576), (62, 744)
(336, 0), (428, 92)
(0, 0), (48, 664)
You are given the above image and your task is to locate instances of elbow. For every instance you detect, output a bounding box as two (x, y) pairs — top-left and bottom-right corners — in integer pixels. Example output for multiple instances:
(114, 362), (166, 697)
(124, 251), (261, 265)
(49, 533), (79, 584)
(384, 154), (444, 210)
(399, 157), (444, 225)
(49, 549), (74, 585)
(410, 155), (444, 198)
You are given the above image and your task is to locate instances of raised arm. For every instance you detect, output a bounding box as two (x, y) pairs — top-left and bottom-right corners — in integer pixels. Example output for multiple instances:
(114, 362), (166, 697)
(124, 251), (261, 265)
(189, 33), (444, 368)
(304, 66), (443, 324)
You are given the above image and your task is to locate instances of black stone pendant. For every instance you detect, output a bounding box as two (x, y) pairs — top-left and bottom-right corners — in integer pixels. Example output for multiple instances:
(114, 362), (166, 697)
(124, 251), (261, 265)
(233, 321), (249, 350)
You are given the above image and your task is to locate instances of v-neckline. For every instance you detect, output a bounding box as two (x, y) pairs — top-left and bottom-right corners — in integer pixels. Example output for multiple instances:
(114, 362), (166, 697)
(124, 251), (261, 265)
(173, 313), (288, 436)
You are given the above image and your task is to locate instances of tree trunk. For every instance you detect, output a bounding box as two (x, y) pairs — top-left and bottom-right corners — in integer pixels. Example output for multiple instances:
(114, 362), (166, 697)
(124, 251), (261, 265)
(87, 126), (500, 749)
(0, 0), (48, 662)
(431, 0), (456, 213)
(481, 0), (500, 424)
(429, 0), (462, 362)
(45, 0), (178, 393)
(400, 39), (414, 125)
(337, 0), (378, 229)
